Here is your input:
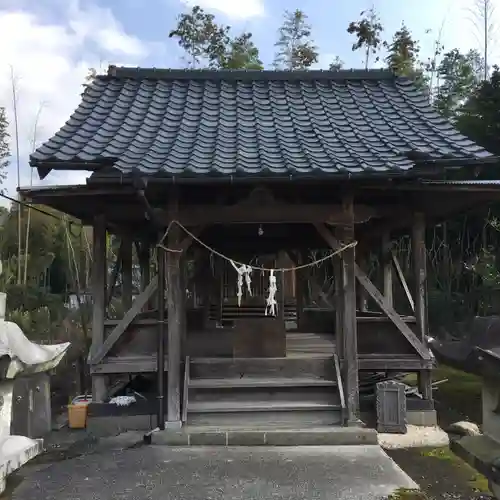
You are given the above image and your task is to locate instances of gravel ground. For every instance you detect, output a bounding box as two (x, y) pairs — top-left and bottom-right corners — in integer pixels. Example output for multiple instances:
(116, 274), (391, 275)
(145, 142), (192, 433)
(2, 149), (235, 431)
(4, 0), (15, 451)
(379, 426), (450, 450)
(11, 445), (418, 500)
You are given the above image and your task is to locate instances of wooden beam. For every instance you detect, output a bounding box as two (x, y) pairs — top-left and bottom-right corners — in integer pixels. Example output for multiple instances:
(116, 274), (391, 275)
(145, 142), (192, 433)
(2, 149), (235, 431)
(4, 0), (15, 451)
(333, 247), (344, 359)
(167, 197), (182, 425)
(121, 234), (133, 311)
(391, 250), (415, 312)
(156, 204), (378, 226)
(106, 241), (124, 308)
(91, 215), (107, 402)
(357, 256), (369, 313)
(314, 223), (430, 360)
(382, 231), (393, 307)
(339, 201), (360, 422)
(412, 212), (433, 400)
(90, 276), (159, 365)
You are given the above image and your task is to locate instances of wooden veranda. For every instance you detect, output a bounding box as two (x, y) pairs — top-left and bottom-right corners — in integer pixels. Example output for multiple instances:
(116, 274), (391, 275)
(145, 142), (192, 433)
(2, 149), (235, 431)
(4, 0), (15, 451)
(22, 67), (500, 431)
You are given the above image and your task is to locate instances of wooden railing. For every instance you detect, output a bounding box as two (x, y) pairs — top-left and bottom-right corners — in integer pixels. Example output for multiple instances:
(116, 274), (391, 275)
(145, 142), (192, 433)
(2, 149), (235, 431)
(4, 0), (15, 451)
(181, 356), (190, 424)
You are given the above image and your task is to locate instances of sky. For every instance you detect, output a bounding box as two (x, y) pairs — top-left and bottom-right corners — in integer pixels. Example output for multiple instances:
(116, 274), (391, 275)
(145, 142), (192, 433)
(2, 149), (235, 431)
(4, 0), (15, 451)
(0, 0), (499, 205)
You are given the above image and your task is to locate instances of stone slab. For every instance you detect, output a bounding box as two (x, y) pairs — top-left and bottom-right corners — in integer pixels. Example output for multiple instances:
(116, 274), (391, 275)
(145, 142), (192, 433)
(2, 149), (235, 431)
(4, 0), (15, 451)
(150, 426), (378, 446)
(12, 445), (419, 500)
(406, 409), (437, 427)
(451, 434), (500, 485)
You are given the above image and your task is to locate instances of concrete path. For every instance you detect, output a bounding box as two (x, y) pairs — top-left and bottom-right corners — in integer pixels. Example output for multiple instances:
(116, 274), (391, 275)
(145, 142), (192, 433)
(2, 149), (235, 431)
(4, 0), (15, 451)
(13, 445), (418, 500)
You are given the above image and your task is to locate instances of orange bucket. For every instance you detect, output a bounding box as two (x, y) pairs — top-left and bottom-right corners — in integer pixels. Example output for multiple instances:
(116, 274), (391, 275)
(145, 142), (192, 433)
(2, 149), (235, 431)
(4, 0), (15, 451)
(67, 403), (89, 429)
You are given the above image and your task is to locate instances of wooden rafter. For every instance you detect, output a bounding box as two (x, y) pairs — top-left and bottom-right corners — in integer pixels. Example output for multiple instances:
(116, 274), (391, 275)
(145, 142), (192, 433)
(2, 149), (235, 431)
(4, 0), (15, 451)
(314, 223), (430, 360)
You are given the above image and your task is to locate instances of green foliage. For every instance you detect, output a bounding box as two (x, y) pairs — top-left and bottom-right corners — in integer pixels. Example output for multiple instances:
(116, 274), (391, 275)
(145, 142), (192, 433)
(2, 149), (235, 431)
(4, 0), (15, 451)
(435, 49), (484, 119)
(328, 56), (344, 71)
(274, 9), (318, 70)
(456, 66), (500, 156)
(0, 107), (9, 186)
(168, 6), (262, 70)
(224, 33), (263, 70)
(347, 7), (384, 69)
(168, 5), (230, 69)
(5, 283), (66, 319)
(384, 24), (421, 78)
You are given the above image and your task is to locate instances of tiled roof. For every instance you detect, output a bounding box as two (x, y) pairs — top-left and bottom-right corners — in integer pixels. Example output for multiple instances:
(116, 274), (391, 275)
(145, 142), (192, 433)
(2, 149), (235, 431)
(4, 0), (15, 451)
(30, 66), (495, 180)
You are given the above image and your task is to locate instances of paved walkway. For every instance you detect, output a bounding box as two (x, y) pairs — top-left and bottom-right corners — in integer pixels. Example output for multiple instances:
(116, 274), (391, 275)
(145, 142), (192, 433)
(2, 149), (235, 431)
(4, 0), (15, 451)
(13, 445), (417, 499)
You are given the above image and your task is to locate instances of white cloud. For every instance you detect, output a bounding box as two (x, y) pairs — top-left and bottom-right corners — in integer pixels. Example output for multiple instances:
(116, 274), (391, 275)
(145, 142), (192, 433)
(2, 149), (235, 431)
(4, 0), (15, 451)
(0, 1), (154, 204)
(180, 0), (265, 20)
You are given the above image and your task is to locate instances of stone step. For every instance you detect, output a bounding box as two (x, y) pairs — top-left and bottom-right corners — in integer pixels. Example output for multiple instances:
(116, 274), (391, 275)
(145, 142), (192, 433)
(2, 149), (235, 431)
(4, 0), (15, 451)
(188, 400), (339, 413)
(190, 357), (335, 379)
(187, 408), (342, 427)
(189, 377), (336, 389)
(147, 426), (378, 446)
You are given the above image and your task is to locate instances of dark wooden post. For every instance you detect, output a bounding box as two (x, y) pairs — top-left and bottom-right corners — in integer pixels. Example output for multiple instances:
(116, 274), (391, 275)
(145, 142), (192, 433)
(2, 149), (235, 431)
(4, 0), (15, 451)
(341, 196), (360, 423)
(382, 231), (393, 307)
(295, 257), (305, 331)
(167, 200), (182, 428)
(412, 212), (432, 400)
(91, 215), (107, 402)
(157, 241), (166, 429)
(357, 255), (368, 313)
(333, 248), (344, 359)
(136, 241), (151, 311)
(121, 234), (133, 312)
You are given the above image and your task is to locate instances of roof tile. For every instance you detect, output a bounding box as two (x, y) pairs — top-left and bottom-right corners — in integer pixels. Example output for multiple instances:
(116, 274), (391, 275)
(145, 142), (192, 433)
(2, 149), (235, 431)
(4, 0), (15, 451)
(30, 67), (495, 178)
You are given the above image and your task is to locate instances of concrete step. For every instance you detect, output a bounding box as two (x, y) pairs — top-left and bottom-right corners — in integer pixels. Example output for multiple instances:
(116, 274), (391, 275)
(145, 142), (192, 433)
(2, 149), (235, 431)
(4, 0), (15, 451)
(147, 426), (378, 446)
(189, 377), (336, 389)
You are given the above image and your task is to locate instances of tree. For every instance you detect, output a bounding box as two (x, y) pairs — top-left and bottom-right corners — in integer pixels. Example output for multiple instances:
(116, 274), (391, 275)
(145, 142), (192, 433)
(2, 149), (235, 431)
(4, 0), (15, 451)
(467, 0), (497, 79)
(329, 56), (344, 71)
(347, 7), (384, 69)
(385, 23), (421, 77)
(456, 66), (500, 156)
(0, 108), (9, 187)
(435, 49), (484, 119)
(223, 32), (263, 70)
(274, 9), (318, 70)
(169, 5), (230, 68)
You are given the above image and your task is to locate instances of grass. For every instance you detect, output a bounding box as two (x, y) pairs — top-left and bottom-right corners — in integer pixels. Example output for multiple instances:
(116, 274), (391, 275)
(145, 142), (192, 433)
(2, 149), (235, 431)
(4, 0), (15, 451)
(420, 447), (490, 493)
(388, 487), (428, 499)
(403, 364), (483, 424)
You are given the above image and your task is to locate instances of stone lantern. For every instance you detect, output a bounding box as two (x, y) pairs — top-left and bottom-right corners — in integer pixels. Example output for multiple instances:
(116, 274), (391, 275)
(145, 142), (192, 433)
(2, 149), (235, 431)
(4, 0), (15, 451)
(0, 278), (70, 493)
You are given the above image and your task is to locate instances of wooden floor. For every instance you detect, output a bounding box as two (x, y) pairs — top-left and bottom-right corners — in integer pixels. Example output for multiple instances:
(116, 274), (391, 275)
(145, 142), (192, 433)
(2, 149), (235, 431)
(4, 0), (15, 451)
(286, 332), (335, 358)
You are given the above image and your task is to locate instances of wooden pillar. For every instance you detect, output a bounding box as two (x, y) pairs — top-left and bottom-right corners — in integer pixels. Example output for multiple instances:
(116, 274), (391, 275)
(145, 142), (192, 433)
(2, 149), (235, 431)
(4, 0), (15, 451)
(357, 255), (368, 313)
(121, 234), (133, 312)
(139, 243), (150, 291)
(333, 248), (344, 359)
(412, 212), (432, 400)
(295, 258), (305, 331)
(91, 215), (107, 402)
(137, 242), (151, 311)
(167, 201), (182, 427)
(341, 196), (360, 423)
(382, 231), (393, 307)
(180, 255), (187, 357)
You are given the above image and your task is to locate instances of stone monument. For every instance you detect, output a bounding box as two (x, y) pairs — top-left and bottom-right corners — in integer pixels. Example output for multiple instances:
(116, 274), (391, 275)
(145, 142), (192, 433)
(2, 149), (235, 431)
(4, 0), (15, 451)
(0, 270), (70, 493)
